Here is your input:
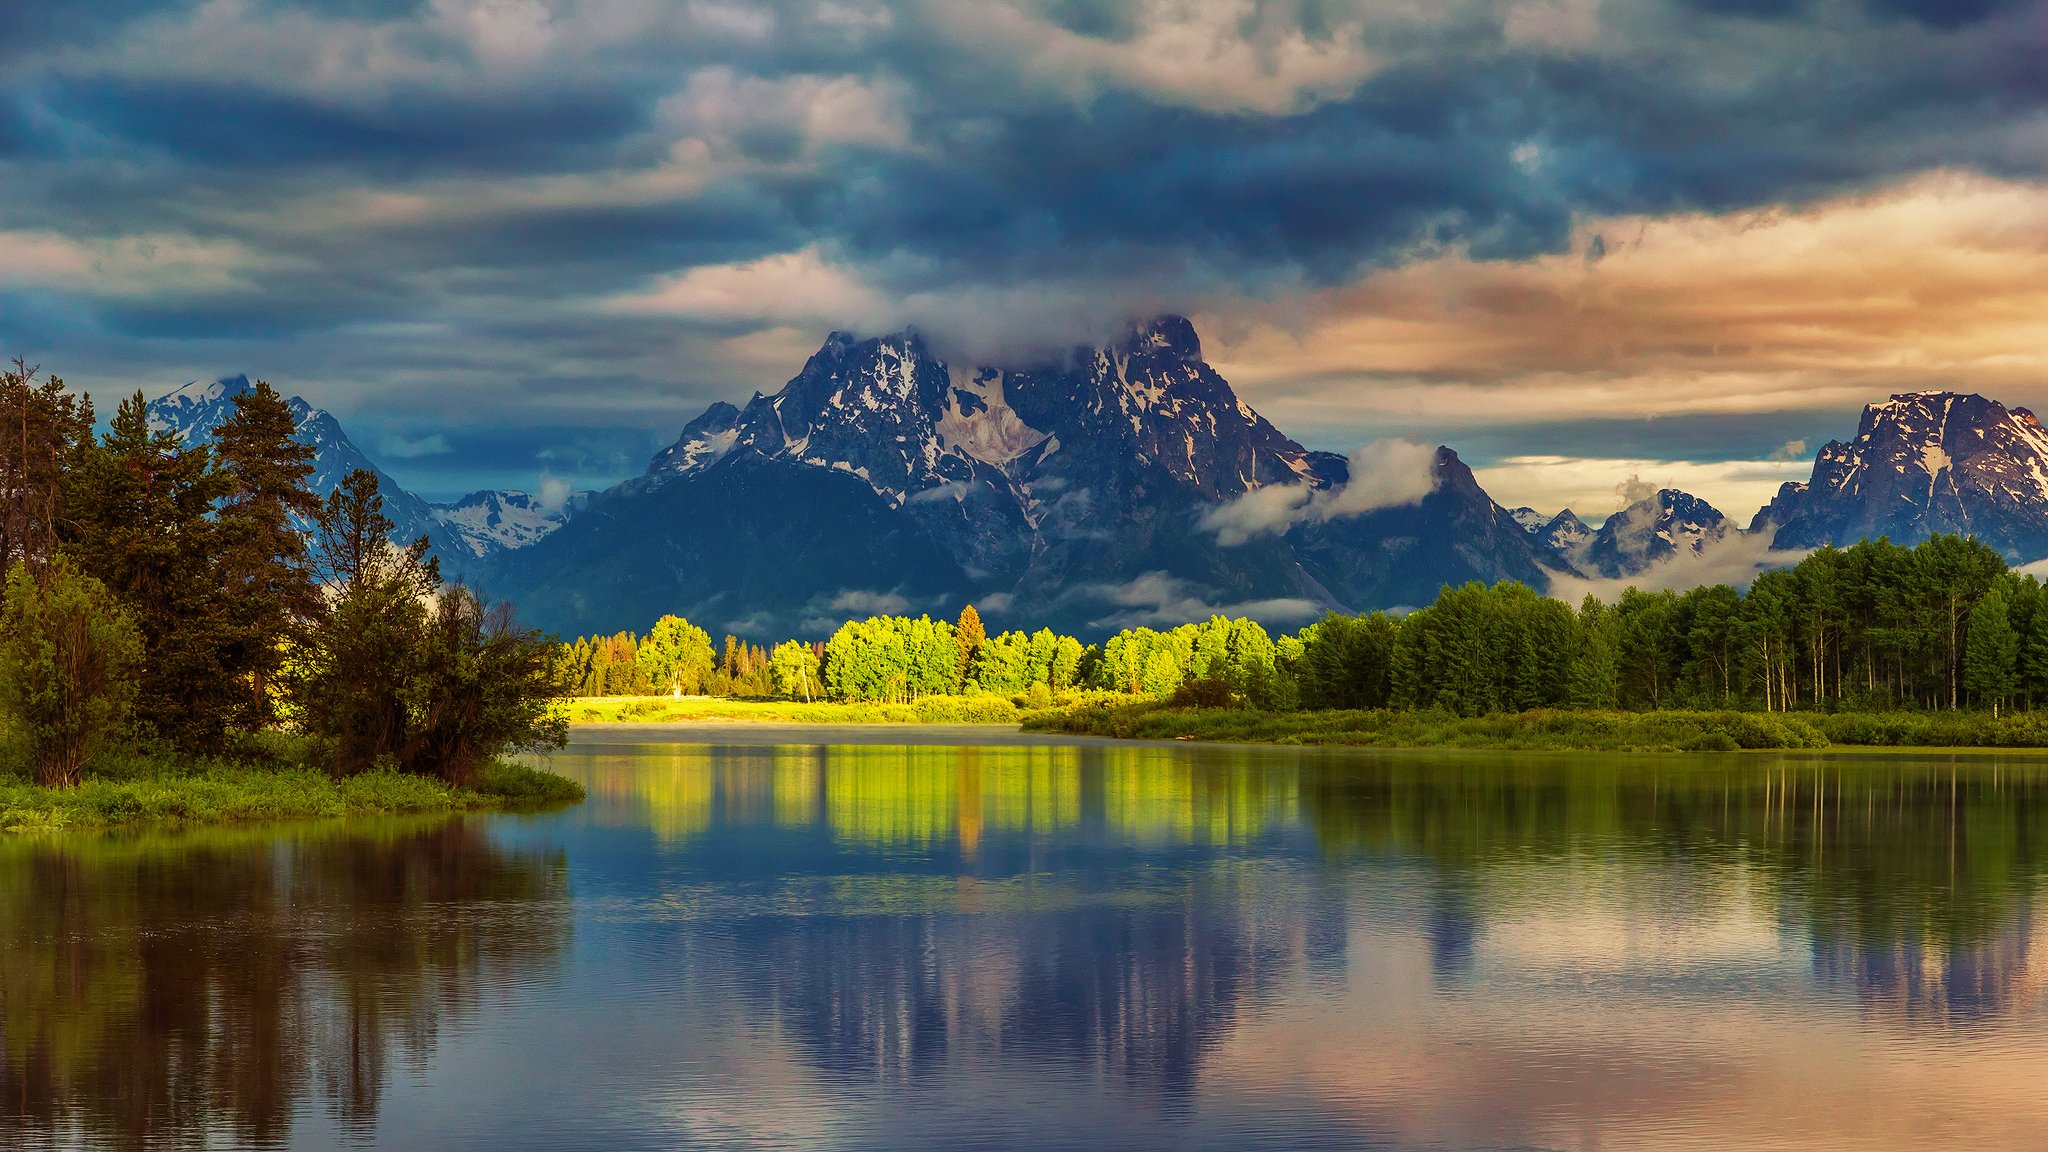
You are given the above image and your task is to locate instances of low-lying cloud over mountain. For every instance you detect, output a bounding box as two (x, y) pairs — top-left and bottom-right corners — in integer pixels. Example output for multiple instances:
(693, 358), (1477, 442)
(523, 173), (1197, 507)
(5, 1), (2048, 511)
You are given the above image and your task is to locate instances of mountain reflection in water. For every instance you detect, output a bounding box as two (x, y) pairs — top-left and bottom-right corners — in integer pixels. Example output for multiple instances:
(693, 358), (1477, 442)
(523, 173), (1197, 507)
(8, 742), (2048, 1150)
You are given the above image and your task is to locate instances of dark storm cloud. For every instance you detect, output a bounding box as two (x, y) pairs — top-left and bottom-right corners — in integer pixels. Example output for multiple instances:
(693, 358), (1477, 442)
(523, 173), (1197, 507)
(2, 0), (2046, 493)
(46, 79), (648, 173)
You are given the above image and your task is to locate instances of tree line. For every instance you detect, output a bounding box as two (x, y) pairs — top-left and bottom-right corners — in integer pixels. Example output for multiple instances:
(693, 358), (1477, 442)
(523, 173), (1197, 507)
(574, 536), (2048, 718)
(0, 364), (564, 788)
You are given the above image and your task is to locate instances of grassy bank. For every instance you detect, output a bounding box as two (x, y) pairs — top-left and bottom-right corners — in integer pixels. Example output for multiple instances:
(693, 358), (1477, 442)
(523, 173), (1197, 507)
(1024, 702), (2048, 752)
(565, 695), (1024, 724)
(0, 754), (585, 833)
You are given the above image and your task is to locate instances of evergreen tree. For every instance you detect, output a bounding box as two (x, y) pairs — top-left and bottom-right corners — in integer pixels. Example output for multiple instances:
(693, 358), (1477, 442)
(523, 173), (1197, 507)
(0, 360), (94, 569)
(211, 379), (320, 728)
(65, 393), (236, 749)
(1567, 597), (1619, 709)
(0, 559), (142, 787)
(1965, 587), (2019, 716)
(293, 469), (440, 774)
(957, 604), (986, 682)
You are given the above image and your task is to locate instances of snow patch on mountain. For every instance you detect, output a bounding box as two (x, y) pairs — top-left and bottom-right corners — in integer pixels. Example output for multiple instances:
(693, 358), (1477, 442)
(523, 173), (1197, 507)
(428, 489), (586, 556)
(148, 375), (575, 563)
(1759, 390), (2048, 561)
(935, 367), (1046, 466)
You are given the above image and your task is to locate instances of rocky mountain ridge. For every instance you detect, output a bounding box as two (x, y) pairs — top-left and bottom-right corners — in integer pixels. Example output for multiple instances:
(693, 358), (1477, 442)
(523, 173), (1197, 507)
(490, 317), (1560, 637)
(1755, 391), (2048, 561)
(147, 367), (2048, 640)
(146, 376), (576, 563)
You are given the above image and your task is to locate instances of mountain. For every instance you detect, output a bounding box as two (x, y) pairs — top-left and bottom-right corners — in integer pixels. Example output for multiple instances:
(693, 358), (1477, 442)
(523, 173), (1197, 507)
(490, 317), (1563, 638)
(146, 376), (574, 565)
(1583, 489), (1732, 579)
(430, 489), (586, 557)
(1755, 391), (2048, 561)
(1513, 507), (1594, 571)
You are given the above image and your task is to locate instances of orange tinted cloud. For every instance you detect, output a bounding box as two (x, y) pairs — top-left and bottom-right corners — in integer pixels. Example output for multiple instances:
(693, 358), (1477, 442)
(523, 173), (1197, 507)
(1206, 172), (2048, 429)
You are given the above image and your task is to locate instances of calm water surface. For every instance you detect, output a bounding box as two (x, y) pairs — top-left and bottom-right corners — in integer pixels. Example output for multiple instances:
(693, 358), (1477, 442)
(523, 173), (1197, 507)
(7, 730), (2048, 1150)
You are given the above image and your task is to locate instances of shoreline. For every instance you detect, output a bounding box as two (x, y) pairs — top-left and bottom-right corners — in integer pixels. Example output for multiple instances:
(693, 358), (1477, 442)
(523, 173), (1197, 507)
(0, 760), (585, 834)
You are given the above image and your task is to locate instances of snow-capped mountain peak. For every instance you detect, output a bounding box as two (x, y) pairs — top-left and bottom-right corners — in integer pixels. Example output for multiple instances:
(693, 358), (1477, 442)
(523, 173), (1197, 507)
(1584, 489), (1731, 579)
(1758, 390), (2048, 561)
(428, 489), (586, 556)
(146, 375), (577, 565)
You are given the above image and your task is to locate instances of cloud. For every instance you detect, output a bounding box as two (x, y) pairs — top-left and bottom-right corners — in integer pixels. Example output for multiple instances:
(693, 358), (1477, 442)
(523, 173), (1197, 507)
(1073, 570), (1324, 631)
(1471, 455), (1814, 524)
(823, 589), (912, 615)
(377, 431), (452, 458)
(1548, 529), (1811, 603)
(1201, 438), (1438, 545)
(1211, 173), (2048, 435)
(5, 0), (2048, 497)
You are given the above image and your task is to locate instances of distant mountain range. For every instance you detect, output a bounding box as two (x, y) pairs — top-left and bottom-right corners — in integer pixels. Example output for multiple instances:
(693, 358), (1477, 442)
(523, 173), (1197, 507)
(146, 376), (580, 567)
(152, 331), (2048, 640)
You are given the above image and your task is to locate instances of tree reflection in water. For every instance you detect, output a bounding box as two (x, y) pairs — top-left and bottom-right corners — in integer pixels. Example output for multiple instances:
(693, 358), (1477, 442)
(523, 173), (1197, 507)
(1304, 750), (2048, 1020)
(0, 816), (569, 1149)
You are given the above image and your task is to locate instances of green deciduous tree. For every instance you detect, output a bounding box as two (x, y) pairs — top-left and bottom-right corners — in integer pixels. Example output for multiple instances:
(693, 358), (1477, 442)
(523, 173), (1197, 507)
(637, 615), (715, 696)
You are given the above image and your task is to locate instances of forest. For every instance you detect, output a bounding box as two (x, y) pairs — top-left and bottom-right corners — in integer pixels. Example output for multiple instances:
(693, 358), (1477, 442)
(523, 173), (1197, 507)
(0, 364), (568, 793)
(569, 534), (2048, 721)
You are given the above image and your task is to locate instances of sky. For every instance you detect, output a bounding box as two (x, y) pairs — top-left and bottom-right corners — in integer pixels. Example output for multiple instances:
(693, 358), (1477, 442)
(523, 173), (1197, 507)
(2, 0), (2045, 515)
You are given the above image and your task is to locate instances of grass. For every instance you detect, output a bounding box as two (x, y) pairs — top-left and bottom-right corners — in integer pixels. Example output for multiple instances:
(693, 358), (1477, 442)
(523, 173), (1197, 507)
(565, 694), (1026, 724)
(1024, 701), (2048, 752)
(0, 744), (585, 833)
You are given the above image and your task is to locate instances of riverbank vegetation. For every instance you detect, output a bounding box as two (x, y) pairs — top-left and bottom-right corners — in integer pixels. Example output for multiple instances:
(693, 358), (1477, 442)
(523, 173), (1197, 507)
(564, 695), (1025, 724)
(0, 364), (578, 822)
(577, 535), (2048, 749)
(1024, 702), (2048, 751)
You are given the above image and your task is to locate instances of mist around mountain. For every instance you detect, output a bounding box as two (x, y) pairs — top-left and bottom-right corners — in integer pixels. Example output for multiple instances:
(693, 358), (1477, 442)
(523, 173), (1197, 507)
(485, 317), (1567, 639)
(149, 360), (2048, 642)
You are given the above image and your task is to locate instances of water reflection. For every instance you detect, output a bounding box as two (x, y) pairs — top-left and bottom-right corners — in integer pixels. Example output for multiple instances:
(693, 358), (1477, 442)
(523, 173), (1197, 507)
(595, 745), (2048, 1046)
(0, 817), (569, 1150)
(10, 743), (2048, 1149)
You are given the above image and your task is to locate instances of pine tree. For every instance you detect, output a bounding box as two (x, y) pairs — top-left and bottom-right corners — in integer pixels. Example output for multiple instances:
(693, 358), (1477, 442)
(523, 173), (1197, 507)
(957, 604), (986, 682)
(65, 393), (236, 749)
(211, 379), (320, 727)
(1965, 588), (2019, 716)
(0, 360), (93, 570)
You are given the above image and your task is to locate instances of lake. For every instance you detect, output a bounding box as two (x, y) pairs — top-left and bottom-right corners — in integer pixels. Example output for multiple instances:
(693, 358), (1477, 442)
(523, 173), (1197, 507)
(6, 729), (2048, 1150)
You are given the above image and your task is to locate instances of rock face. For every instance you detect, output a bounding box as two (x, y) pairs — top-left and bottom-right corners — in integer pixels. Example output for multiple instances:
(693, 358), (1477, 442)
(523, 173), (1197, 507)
(1583, 489), (1733, 579)
(1514, 508), (1594, 571)
(431, 489), (586, 557)
(1755, 391), (2048, 561)
(147, 376), (575, 566)
(491, 317), (1564, 638)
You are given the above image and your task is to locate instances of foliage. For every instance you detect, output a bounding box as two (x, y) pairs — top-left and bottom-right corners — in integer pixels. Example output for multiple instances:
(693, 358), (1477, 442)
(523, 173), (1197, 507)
(822, 614), (963, 702)
(562, 694), (1024, 724)
(768, 640), (823, 700)
(291, 471), (565, 784)
(0, 560), (143, 787)
(403, 588), (570, 786)
(635, 614), (716, 695)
